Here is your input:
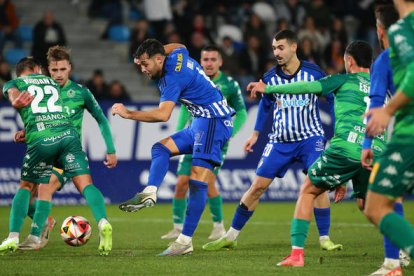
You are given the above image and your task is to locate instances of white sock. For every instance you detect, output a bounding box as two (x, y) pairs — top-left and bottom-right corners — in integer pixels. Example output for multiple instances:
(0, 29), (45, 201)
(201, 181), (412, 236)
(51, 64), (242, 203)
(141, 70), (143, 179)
(213, 221), (224, 228)
(176, 233), (192, 245)
(225, 227), (240, 241)
(384, 258), (400, 268)
(319, 235), (329, 242)
(143, 185), (158, 193)
(173, 223), (183, 230)
(7, 232), (19, 242)
(98, 218), (109, 229)
(28, 234), (41, 243)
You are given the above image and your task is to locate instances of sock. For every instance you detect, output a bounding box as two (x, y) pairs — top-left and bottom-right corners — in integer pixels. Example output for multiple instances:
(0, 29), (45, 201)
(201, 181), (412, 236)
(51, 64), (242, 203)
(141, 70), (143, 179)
(82, 185), (107, 222)
(176, 233), (192, 245)
(383, 202), (405, 260)
(10, 188), (31, 233)
(30, 200), (52, 237)
(226, 227), (240, 241)
(231, 203), (254, 231)
(173, 198), (187, 225)
(208, 195), (223, 223)
(291, 218), (310, 248)
(314, 207), (330, 237)
(27, 200), (37, 220)
(181, 179), (208, 237)
(379, 212), (414, 259)
(147, 143), (172, 188)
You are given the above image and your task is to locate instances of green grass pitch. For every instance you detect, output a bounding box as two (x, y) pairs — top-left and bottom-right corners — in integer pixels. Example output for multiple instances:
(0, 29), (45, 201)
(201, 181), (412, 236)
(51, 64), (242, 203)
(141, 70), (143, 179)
(0, 201), (413, 275)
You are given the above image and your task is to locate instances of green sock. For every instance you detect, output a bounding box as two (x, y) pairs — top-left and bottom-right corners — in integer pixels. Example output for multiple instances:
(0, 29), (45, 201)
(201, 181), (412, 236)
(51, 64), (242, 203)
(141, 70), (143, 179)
(291, 218), (310, 248)
(379, 212), (414, 258)
(30, 200), (52, 237)
(172, 198), (186, 224)
(27, 200), (37, 220)
(82, 184), (107, 222)
(208, 195), (223, 223)
(10, 188), (31, 233)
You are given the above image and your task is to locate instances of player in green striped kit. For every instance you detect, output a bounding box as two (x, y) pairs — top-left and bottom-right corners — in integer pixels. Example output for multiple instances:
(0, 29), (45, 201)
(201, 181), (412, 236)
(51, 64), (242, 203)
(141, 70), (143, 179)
(161, 45), (247, 240)
(364, 0), (414, 261)
(248, 41), (386, 267)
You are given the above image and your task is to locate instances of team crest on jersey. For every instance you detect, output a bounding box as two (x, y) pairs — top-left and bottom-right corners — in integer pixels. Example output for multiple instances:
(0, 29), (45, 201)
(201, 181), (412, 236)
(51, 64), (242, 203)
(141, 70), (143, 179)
(66, 89), (76, 98)
(66, 153), (75, 163)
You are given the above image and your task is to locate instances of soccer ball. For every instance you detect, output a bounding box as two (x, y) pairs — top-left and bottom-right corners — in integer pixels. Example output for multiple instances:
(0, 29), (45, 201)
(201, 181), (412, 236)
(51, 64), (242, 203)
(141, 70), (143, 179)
(60, 215), (92, 247)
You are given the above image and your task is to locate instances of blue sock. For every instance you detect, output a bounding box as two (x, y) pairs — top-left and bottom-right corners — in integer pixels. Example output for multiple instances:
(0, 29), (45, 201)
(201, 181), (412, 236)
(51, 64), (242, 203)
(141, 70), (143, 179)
(147, 143), (172, 188)
(231, 204), (254, 231)
(182, 179), (208, 237)
(384, 202), (404, 259)
(314, 207), (330, 237)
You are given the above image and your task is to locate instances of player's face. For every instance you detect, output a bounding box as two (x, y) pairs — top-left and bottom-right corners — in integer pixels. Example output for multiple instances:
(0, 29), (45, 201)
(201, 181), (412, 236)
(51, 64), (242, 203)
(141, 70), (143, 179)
(134, 53), (163, 80)
(376, 19), (386, 50)
(344, 54), (351, 73)
(200, 50), (222, 78)
(272, 38), (296, 66)
(48, 60), (71, 87)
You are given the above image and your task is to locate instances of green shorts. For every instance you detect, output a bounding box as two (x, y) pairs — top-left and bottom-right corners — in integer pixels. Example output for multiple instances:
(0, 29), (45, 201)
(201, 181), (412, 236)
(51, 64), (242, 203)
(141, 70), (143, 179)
(308, 147), (371, 199)
(369, 142), (414, 198)
(177, 141), (229, 176)
(21, 128), (90, 184)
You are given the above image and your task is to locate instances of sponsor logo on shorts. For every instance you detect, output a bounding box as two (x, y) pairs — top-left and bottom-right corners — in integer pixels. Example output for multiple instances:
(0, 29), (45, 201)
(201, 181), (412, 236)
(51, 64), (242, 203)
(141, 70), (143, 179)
(378, 178), (392, 188)
(383, 165), (397, 175)
(194, 131), (204, 146)
(66, 153), (75, 163)
(389, 152), (403, 163)
(224, 120), (233, 127)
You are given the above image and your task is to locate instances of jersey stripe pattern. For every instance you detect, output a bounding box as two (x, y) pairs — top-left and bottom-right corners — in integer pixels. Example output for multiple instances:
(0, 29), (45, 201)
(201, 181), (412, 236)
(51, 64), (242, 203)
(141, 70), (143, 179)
(263, 61), (325, 143)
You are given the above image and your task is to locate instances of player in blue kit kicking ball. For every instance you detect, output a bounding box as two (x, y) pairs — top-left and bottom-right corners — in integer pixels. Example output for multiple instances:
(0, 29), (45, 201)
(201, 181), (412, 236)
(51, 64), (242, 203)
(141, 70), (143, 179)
(111, 39), (234, 256)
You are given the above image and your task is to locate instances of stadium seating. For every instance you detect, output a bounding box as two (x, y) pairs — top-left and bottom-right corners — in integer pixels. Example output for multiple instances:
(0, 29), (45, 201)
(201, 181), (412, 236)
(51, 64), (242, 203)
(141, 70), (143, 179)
(18, 25), (33, 42)
(108, 25), (130, 42)
(4, 48), (28, 64)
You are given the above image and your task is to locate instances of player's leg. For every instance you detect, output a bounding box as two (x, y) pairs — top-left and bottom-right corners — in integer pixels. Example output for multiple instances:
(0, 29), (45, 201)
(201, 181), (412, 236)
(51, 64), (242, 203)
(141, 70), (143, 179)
(161, 155), (191, 239)
(299, 136), (342, 250)
(119, 132), (188, 212)
(0, 180), (34, 255)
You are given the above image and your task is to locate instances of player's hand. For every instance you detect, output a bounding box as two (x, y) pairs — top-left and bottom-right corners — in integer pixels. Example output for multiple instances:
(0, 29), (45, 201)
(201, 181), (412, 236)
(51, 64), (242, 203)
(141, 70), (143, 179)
(334, 185), (346, 203)
(244, 132), (259, 153)
(14, 130), (26, 143)
(12, 91), (34, 109)
(361, 149), (374, 170)
(112, 103), (130, 119)
(104, 153), (117, 169)
(247, 80), (266, 98)
(365, 107), (390, 136)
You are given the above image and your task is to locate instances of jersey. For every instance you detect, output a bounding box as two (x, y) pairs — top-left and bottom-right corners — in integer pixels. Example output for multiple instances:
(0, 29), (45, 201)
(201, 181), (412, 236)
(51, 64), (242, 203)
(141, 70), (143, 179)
(362, 49), (395, 149)
(265, 72), (387, 160)
(388, 12), (414, 143)
(61, 80), (115, 154)
(255, 61), (326, 143)
(2, 74), (71, 144)
(214, 71), (246, 113)
(159, 48), (235, 118)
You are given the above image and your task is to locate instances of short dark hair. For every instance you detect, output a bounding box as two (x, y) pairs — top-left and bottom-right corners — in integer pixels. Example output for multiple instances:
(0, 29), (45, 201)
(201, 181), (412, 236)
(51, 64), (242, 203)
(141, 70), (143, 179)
(134, 38), (165, 59)
(47, 45), (71, 64)
(201, 45), (222, 56)
(375, 4), (399, 30)
(16, 57), (41, 77)
(345, 41), (373, 68)
(274, 30), (298, 44)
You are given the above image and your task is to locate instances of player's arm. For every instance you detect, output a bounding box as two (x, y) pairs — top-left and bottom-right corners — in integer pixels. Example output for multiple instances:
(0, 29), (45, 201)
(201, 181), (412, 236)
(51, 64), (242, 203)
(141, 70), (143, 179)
(227, 81), (247, 137)
(112, 101), (176, 122)
(176, 104), (191, 131)
(6, 88), (34, 109)
(164, 43), (186, 55)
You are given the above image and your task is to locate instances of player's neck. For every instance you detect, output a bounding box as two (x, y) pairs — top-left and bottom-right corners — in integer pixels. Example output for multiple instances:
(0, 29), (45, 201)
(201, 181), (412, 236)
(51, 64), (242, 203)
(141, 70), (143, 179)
(350, 67), (369, 74)
(210, 71), (221, 81)
(398, 4), (414, 18)
(281, 57), (300, 75)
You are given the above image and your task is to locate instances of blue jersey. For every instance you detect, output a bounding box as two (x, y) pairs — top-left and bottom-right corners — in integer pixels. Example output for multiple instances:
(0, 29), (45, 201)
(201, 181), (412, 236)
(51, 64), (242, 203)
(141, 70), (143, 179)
(255, 61), (326, 143)
(363, 49), (395, 149)
(159, 48), (234, 118)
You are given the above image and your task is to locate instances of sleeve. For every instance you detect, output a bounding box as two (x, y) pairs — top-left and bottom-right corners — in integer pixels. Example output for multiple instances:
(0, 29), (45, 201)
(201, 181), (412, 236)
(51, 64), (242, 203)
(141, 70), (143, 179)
(254, 94), (273, 133)
(176, 104), (191, 131)
(369, 54), (390, 108)
(264, 74), (346, 96)
(2, 79), (17, 100)
(83, 89), (116, 154)
(226, 80), (247, 136)
(399, 61), (414, 100)
(160, 48), (190, 103)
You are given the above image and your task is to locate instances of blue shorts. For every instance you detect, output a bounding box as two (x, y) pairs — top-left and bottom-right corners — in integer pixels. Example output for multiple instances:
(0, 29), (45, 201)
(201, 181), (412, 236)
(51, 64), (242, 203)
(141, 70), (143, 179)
(256, 136), (325, 179)
(171, 116), (233, 166)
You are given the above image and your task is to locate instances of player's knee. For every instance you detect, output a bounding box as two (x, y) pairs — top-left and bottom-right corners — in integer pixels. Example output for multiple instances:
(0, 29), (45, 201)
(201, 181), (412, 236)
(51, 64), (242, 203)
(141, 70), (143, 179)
(249, 182), (268, 198)
(20, 181), (34, 191)
(151, 142), (172, 159)
(175, 177), (189, 197)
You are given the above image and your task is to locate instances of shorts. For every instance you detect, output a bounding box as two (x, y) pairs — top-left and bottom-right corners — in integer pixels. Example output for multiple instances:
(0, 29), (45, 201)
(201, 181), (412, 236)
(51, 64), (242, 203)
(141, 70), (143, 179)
(171, 116), (233, 168)
(369, 142), (414, 198)
(177, 141), (229, 176)
(308, 147), (371, 199)
(256, 136), (325, 179)
(51, 167), (70, 190)
(21, 128), (90, 184)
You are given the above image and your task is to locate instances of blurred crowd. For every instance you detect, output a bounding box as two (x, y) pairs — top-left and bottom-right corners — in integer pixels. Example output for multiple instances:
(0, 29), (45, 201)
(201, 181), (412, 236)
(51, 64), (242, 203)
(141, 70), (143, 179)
(0, 0), (381, 102)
